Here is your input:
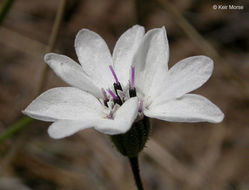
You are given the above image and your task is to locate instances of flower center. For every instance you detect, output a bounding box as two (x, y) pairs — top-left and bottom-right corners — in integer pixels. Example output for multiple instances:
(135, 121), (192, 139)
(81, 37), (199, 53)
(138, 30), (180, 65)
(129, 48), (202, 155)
(101, 65), (142, 117)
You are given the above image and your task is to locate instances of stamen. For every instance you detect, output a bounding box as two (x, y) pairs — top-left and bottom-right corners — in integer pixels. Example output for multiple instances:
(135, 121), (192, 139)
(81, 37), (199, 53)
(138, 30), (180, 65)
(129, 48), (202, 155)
(114, 82), (122, 91)
(109, 65), (123, 92)
(109, 65), (119, 84)
(107, 88), (122, 106)
(101, 88), (108, 107)
(107, 89), (118, 100)
(138, 101), (143, 112)
(131, 66), (135, 89)
(129, 66), (136, 97)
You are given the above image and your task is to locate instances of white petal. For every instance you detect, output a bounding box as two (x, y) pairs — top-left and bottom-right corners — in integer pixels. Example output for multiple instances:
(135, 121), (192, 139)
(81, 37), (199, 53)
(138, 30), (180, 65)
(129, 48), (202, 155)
(48, 97), (139, 138)
(153, 56), (214, 106)
(133, 27), (169, 100)
(48, 120), (94, 139)
(23, 87), (104, 121)
(75, 29), (114, 88)
(145, 94), (224, 123)
(44, 53), (102, 98)
(94, 97), (139, 135)
(113, 25), (145, 85)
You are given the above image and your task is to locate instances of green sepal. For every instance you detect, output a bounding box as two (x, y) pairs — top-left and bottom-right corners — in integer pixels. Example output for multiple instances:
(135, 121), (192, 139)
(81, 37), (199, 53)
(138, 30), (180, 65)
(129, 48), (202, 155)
(111, 116), (150, 157)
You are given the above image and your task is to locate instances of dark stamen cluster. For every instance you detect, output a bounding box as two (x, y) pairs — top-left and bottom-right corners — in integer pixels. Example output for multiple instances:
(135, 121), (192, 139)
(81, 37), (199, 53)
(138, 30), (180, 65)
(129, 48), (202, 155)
(105, 65), (137, 108)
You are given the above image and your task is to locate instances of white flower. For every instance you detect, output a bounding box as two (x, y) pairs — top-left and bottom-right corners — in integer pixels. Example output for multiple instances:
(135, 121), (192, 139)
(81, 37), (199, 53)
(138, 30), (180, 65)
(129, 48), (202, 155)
(23, 25), (224, 139)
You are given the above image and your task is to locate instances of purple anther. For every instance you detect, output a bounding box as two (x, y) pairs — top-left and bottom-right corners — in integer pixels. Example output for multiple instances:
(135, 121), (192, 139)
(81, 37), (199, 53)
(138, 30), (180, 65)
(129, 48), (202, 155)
(109, 65), (119, 84)
(131, 66), (135, 89)
(107, 88), (118, 100)
(138, 100), (143, 112)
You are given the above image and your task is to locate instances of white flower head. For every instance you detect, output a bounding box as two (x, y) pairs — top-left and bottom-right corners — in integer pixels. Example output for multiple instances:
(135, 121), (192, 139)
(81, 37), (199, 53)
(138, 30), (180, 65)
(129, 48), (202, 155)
(23, 25), (224, 139)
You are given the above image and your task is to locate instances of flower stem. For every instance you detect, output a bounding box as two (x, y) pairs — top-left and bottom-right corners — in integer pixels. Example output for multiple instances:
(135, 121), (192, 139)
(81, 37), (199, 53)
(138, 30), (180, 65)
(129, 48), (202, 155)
(128, 156), (144, 190)
(0, 117), (33, 143)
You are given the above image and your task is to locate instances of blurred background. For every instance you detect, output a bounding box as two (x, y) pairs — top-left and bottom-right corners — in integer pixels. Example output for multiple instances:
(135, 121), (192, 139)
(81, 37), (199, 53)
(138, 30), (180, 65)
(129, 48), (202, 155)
(0, 0), (248, 189)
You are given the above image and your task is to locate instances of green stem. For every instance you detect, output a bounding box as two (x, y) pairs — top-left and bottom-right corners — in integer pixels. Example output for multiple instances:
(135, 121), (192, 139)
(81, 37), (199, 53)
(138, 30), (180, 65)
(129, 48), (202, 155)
(0, 0), (15, 25)
(0, 117), (33, 143)
(128, 156), (144, 190)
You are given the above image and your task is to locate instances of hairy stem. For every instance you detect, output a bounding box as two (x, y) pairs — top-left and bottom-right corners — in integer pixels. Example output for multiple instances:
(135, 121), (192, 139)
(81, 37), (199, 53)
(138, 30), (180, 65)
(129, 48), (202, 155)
(129, 156), (144, 190)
